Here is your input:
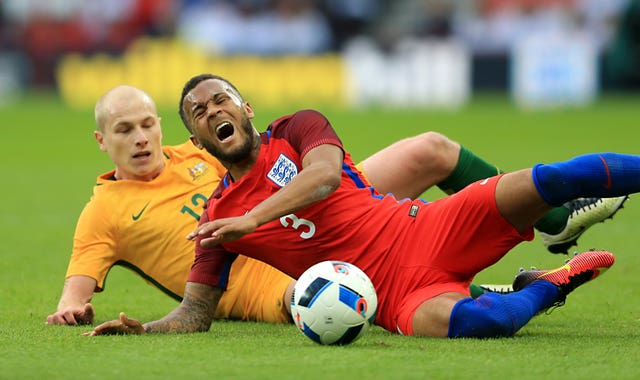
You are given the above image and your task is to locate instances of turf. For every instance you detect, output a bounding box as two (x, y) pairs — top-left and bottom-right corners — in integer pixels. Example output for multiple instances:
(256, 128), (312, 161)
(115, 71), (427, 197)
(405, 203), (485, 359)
(1, 93), (639, 380)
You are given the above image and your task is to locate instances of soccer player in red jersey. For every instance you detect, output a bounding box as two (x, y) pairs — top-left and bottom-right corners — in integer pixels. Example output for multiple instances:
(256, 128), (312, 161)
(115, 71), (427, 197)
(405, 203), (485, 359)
(87, 75), (637, 338)
(47, 85), (522, 326)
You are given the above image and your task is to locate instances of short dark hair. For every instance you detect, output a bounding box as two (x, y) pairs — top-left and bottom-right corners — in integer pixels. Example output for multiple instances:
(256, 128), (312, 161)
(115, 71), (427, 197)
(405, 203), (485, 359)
(178, 74), (243, 132)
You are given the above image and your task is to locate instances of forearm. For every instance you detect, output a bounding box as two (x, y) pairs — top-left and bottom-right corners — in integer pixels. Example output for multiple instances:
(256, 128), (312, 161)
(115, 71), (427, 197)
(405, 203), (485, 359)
(248, 163), (339, 226)
(249, 145), (343, 227)
(57, 275), (96, 310)
(143, 283), (221, 334)
(47, 275), (97, 325)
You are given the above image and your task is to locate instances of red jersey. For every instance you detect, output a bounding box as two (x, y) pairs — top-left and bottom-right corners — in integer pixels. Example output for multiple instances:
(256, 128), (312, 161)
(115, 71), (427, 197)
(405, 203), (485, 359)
(189, 110), (532, 333)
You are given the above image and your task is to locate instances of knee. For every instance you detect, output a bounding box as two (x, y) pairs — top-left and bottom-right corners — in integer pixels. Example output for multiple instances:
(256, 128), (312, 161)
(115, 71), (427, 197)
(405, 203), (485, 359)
(409, 132), (460, 172)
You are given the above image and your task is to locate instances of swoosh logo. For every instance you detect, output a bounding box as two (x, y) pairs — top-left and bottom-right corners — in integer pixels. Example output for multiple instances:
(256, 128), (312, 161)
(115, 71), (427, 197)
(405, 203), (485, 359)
(132, 201), (150, 221)
(598, 155), (612, 189)
(538, 263), (571, 279)
(479, 178), (490, 185)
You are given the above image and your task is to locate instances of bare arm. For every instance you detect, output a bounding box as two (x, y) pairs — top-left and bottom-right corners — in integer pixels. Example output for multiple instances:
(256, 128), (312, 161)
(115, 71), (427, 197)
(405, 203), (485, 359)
(46, 275), (97, 325)
(144, 282), (221, 333)
(190, 144), (344, 246)
(246, 144), (343, 225)
(85, 282), (222, 335)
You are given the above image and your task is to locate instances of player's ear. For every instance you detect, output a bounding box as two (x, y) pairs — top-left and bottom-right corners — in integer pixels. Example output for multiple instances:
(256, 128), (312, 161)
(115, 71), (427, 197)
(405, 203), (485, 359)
(189, 135), (203, 149)
(94, 130), (107, 152)
(243, 102), (255, 118)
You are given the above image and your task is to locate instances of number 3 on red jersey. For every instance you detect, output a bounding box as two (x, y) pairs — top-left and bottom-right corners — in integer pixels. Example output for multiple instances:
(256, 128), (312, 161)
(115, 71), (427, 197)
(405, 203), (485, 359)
(280, 214), (316, 239)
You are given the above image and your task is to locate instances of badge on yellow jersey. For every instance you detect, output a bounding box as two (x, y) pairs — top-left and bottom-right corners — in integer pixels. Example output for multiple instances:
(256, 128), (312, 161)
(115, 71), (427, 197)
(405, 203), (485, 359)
(188, 162), (209, 181)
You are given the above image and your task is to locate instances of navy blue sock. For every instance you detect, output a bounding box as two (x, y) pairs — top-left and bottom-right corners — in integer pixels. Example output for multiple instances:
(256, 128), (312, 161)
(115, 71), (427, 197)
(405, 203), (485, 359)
(532, 153), (640, 206)
(448, 281), (558, 338)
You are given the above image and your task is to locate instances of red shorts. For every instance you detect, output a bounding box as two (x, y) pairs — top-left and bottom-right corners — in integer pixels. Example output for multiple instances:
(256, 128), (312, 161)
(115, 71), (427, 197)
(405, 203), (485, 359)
(384, 175), (534, 335)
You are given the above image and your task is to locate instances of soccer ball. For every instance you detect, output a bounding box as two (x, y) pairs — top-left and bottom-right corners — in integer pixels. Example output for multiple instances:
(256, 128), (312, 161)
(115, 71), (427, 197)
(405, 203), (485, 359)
(290, 260), (377, 345)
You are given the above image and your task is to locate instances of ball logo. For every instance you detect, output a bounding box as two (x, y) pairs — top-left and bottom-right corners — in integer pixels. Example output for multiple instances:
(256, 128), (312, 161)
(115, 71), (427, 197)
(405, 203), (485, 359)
(339, 284), (369, 316)
(295, 311), (304, 330)
(355, 298), (368, 317)
(332, 263), (349, 275)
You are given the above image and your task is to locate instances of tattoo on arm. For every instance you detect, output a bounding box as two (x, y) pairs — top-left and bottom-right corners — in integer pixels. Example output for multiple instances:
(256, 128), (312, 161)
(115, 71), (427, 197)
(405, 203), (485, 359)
(144, 282), (221, 334)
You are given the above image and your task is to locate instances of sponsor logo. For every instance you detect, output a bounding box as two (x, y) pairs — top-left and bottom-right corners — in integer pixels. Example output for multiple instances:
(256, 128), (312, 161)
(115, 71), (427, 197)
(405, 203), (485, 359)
(132, 201), (150, 221)
(540, 264), (571, 278)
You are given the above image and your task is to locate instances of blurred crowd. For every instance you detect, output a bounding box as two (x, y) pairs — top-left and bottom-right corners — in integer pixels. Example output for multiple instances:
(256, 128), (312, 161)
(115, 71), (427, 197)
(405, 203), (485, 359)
(0, 0), (638, 89)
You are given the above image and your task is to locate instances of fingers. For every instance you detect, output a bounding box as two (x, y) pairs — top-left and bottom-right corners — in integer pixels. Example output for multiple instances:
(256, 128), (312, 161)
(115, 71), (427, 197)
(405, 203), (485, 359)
(83, 318), (122, 336)
(46, 313), (70, 325)
(120, 312), (132, 325)
(200, 235), (223, 248)
(82, 311), (147, 336)
(187, 218), (248, 246)
(187, 224), (214, 240)
(46, 303), (97, 326)
(63, 311), (79, 325)
(46, 311), (78, 325)
(81, 303), (95, 325)
(187, 222), (222, 241)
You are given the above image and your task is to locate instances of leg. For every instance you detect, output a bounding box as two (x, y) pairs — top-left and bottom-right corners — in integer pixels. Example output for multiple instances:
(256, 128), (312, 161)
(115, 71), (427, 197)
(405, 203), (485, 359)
(410, 283), (558, 338)
(411, 292), (466, 337)
(360, 133), (624, 254)
(531, 153), (640, 205)
(361, 132), (460, 199)
(498, 153), (640, 233)
(495, 169), (553, 233)
(411, 250), (614, 338)
(216, 255), (293, 323)
(447, 282), (559, 338)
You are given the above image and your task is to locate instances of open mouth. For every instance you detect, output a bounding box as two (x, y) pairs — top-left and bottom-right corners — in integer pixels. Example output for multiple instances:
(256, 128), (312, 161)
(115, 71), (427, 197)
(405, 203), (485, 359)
(133, 151), (151, 159)
(216, 122), (234, 141)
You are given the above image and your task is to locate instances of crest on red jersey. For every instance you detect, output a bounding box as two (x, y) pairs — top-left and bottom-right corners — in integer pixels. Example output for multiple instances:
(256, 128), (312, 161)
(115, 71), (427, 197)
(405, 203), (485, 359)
(267, 153), (298, 187)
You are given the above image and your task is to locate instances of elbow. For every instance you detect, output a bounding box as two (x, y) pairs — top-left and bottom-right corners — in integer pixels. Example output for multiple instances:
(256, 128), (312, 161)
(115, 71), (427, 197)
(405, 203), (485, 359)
(316, 183), (339, 200)
(315, 167), (342, 200)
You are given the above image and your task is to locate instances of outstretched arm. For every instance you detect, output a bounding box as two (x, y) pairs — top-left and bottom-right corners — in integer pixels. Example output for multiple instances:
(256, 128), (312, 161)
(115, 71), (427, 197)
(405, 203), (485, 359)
(190, 144), (344, 246)
(85, 282), (222, 335)
(46, 275), (97, 325)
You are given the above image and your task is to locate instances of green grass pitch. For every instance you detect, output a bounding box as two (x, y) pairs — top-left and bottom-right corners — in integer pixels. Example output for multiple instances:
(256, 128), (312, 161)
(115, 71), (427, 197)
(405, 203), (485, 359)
(1, 93), (639, 379)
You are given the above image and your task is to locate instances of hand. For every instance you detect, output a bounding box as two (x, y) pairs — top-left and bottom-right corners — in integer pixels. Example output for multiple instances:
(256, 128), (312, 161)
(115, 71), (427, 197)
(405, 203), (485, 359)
(187, 215), (259, 247)
(83, 312), (146, 336)
(46, 303), (95, 325)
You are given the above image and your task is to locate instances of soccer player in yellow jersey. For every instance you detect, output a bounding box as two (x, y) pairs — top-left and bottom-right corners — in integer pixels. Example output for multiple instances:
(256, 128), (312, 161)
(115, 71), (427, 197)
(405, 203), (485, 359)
(45, 85), (296, 325)
(46, 84), (626, 326)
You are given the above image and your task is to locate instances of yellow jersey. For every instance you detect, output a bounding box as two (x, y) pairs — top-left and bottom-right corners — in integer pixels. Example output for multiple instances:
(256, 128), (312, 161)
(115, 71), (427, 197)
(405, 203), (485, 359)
(67, 141), (292, 322)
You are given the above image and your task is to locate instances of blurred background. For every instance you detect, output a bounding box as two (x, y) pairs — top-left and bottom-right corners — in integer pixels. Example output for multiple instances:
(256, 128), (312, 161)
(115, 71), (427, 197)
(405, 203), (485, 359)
(0, 0), (639, 109)
(3, 6), (640, 373)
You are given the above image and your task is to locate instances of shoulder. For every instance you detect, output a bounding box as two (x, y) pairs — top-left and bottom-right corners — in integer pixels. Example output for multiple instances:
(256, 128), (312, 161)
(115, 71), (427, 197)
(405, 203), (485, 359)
(77, 182), (118, 230)
(92, 171), (118, 198)
(268, 110), (328, 132)
(267, 110), (335, 144)
(163, 141), (215, 163)
(163, 141), (226, 176)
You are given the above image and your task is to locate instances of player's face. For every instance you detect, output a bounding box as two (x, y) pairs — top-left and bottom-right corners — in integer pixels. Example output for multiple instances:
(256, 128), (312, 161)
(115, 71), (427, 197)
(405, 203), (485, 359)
(95, 98), (164, 181)
(183, 79), (256, 163)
